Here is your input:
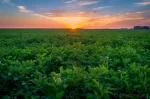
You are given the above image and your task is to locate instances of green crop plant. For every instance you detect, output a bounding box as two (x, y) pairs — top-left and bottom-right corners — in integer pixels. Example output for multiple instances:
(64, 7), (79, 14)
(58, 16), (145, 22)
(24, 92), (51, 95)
(0, 29), (149, 98)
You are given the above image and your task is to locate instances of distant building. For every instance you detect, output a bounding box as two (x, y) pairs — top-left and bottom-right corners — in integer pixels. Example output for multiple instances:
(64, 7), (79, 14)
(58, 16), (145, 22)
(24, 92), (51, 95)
(134, 26), (149, 30)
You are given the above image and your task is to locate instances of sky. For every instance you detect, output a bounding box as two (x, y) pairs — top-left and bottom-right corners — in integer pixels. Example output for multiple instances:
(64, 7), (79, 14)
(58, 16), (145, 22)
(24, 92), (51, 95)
(0, 0), (150, 29)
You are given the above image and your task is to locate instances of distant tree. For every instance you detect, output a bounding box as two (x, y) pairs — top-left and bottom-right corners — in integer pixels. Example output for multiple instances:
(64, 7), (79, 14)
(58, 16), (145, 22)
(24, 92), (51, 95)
(143, 26), (149, 29)
(134, 26), (141, 29)
(134, 26), (149, 30)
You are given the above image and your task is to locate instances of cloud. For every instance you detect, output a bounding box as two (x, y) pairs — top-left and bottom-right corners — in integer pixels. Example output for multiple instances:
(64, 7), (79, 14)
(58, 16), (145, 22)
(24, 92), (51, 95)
(93, 6), (112, 10)
(84, 9), (150, 28)
(40, 8), (150, 28)
(2, 0), (14, 6)
(17, 6), (45, 18)
(65, 0), (76, 3)
(2, 0), (41, 17)
(78, 1), (100, 6)
(135, 1), (150, 6)
(109, 10), (147, 21)
(17, 6), (33, 13)
(110, 10), (150, 22)
(43, 12), (55, 17)
(42, 10), (96, 17)
(31, 13), (44, 18)
(125, 10), (150, 15)
(41, 10), (98, 28)
(2, 0), (42, 18)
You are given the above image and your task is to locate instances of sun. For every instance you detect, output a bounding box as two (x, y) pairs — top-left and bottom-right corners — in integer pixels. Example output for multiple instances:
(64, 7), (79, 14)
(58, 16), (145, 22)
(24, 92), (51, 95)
(71, 24), (77, 29)
(52, 16), (88, 29)
(71, 27), (76, 29)
(62, 17), (83, 29)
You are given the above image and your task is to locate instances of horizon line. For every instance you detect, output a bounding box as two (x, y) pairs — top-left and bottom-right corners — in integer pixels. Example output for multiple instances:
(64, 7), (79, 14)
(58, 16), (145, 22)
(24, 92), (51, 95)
(0, 27), (134, 29)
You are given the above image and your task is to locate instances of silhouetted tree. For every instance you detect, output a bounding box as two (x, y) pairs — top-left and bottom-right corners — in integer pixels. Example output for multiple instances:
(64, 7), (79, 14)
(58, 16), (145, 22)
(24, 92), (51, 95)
(134, 26), (149, 30)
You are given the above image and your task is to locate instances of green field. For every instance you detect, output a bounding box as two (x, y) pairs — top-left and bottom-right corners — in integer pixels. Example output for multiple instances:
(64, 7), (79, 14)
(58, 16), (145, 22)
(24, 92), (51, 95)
(0, 29), (150, 99)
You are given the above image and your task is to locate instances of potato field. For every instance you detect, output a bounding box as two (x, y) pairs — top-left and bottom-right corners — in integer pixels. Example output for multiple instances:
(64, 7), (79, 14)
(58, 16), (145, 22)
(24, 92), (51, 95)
(0, 29), (150, 99)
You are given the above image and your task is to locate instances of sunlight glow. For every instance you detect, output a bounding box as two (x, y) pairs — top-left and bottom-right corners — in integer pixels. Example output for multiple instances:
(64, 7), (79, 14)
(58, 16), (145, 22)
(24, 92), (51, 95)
(71, 26), (76, 29)
(51, 17), (89, 29)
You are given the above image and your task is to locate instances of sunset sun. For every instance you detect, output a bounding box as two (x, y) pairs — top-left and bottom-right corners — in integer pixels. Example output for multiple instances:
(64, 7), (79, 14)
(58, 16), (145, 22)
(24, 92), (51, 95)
(71, 26), (76, 29)
(60, 17), (87, 29)
(52, 16), (88, 29)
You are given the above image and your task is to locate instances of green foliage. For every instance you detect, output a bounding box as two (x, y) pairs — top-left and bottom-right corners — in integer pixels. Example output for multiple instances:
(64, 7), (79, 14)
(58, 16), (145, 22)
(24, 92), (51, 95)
(0, 29), (150, 98)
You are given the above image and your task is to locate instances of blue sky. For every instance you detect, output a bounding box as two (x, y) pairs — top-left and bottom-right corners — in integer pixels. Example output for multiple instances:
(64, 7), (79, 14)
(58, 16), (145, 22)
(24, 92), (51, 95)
(0, 0), (150, 28)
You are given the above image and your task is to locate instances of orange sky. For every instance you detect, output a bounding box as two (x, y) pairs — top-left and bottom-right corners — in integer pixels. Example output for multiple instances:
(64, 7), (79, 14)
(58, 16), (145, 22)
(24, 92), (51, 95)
(0, 0), (150, 28)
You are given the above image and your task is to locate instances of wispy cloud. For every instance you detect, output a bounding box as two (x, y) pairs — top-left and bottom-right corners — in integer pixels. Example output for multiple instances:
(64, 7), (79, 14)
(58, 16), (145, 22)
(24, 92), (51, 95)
(17, 5), (44, 18)
(41, 10), (98, 28)
(93, 6), (112, 10)
(2, 0), (14, 6)
(111, 10), (150, 21)
(135, 1), (150, 6)
(84, 9), (150, 28)
(43, 12), (55, 17)
(40, 8), (150, 28)
(125, 10), (150, 15)
(42, 11), (96, 18)
(65, 0), (76, 3)
(17, 6), (33, 13)
(78, 1), (100, 6)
